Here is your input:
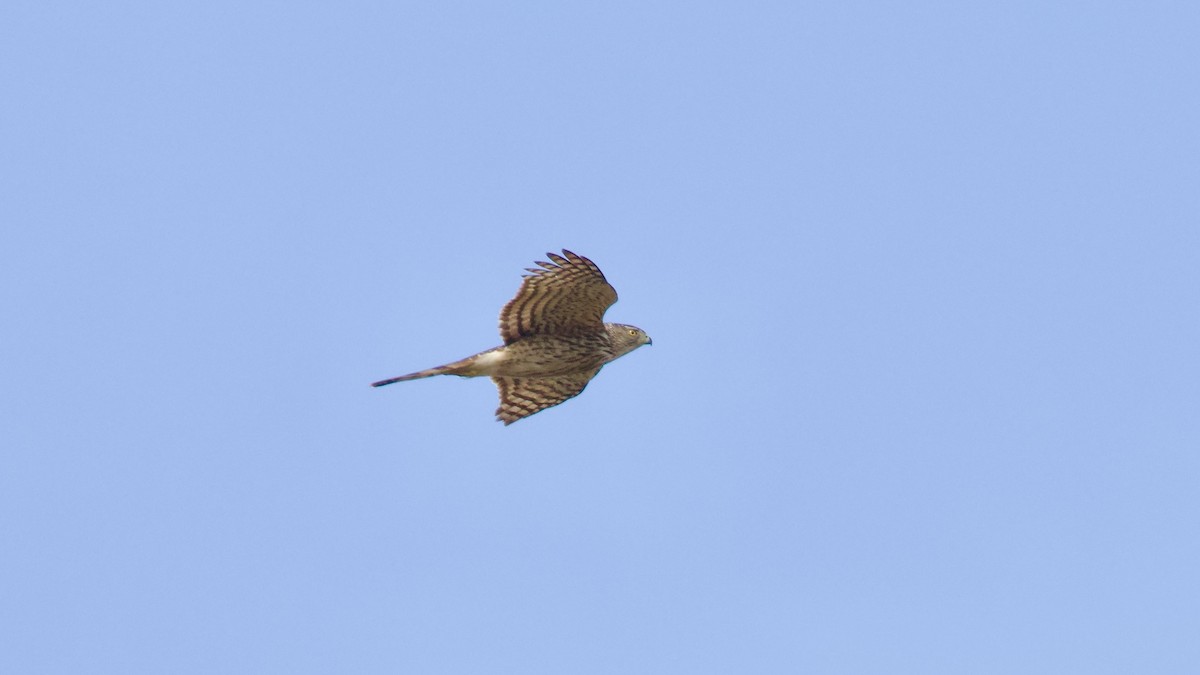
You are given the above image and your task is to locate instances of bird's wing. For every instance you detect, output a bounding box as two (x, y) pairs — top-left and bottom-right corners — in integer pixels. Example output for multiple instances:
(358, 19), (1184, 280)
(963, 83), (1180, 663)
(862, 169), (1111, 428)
(492, 369), (600, 425)
(498, 250), (618, 344)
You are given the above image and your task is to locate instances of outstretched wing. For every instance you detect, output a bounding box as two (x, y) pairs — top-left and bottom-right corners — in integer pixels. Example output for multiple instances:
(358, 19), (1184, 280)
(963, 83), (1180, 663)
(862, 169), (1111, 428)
(498, 250), (618, 344)
(492, 369), (601, 425)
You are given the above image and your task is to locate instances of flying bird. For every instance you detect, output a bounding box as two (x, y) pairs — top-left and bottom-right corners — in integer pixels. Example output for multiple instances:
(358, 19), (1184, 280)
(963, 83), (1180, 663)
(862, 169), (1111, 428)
(372, 250), (652, 425)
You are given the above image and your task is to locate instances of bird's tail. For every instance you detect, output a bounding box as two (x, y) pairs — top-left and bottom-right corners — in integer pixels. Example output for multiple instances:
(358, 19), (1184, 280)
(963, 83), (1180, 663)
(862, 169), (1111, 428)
(370, 355), (479, 387)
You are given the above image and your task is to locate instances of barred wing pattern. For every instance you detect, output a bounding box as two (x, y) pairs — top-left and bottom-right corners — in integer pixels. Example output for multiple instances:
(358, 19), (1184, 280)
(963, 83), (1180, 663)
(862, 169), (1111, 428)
(493, 369), (600, 425)
(498, 250), (618, 344)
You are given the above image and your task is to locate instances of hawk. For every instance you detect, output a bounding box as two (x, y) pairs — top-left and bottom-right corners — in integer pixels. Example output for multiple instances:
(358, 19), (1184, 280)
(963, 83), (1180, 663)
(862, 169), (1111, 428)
(372, 250), (652, 425)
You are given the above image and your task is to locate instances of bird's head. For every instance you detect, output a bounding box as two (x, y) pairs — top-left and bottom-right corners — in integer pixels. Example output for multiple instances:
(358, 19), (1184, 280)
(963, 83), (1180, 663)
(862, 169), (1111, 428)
(607, 323), (653, 358)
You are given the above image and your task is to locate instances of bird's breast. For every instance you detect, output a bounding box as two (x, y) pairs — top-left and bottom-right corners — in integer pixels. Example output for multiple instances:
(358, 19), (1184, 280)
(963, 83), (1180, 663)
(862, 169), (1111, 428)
(490, 334), (612, 377)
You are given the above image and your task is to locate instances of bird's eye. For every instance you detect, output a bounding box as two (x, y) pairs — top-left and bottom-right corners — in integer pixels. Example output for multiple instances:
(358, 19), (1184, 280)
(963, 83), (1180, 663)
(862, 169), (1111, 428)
(628, 329), (637, 336)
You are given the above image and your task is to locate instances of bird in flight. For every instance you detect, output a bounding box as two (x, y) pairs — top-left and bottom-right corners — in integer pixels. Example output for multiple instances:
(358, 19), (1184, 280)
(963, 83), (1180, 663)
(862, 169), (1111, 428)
(372, 250), (652, 425)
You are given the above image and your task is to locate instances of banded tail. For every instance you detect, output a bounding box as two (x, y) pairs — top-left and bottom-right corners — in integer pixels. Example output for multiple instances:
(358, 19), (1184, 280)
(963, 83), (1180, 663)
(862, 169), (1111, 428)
(370, 354), (485, 387)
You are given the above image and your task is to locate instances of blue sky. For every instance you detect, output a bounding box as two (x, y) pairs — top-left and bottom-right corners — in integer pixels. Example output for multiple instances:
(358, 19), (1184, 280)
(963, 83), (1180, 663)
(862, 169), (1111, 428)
(3, 2), (1198, 673)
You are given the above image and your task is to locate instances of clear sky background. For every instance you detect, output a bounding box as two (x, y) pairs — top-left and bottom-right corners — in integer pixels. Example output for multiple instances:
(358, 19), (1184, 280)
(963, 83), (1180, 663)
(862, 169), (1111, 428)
(3, 2), (1198, 673)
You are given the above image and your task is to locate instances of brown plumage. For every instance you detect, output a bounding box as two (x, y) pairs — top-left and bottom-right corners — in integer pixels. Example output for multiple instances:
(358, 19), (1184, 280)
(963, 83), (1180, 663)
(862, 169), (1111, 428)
(372, 250), (652, 425)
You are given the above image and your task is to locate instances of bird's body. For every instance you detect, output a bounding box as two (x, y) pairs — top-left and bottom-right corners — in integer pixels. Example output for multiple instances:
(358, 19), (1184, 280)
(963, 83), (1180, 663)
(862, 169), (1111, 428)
(372, 250), (651, 425)
(371, 330), (626, 382)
